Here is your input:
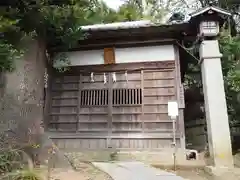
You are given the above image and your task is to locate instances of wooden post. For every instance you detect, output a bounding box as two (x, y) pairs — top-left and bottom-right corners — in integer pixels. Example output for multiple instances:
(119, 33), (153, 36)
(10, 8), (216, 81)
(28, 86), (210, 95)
(107, 73), (113, 148)
(141, 70), (145, 133)
(77, 73), (82, 131)
(174, 45), (186, 151)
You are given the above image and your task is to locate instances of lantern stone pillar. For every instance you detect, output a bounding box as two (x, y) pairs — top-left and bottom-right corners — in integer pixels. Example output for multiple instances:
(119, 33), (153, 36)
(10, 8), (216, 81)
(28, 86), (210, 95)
(189, 5), (233, 167)
(200, 40), (233, 167)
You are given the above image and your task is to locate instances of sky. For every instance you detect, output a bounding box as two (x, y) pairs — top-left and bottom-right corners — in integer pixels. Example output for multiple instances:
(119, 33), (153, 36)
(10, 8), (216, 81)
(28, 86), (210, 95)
(102, 0), (124, 10)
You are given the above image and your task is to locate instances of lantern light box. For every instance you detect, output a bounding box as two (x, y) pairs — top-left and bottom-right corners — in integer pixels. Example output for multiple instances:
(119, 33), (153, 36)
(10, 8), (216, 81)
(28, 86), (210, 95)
(199, 20), (219, 37)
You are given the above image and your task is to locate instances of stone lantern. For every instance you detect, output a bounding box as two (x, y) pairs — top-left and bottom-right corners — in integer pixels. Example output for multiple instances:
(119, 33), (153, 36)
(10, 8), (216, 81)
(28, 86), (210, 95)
(190, 4), (231, 38)
(189, 5), (233, 167)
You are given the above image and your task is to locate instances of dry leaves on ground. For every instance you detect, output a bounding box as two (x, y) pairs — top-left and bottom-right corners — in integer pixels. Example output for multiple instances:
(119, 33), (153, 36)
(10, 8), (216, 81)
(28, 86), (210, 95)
(49, 162), (112, 180)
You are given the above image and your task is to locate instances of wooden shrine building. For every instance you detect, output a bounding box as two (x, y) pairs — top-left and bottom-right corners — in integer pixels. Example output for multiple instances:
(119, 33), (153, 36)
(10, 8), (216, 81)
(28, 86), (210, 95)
(46, 6), (231, 158)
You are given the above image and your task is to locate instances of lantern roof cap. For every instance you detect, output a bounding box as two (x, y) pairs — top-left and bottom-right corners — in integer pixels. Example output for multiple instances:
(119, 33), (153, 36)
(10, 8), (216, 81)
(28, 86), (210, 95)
(189, 5), (231, 18)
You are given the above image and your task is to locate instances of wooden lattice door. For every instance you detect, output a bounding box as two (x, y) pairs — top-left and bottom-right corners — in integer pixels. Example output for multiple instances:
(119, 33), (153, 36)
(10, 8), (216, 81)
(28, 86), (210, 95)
(77, 72), (144, 148)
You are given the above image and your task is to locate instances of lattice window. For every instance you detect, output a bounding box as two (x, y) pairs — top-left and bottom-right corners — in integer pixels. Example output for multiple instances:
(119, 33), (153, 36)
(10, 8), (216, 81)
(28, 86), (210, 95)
(80, 89), (109, 106)
(80, 88), (142, 106)
(113, 88), (142, 105)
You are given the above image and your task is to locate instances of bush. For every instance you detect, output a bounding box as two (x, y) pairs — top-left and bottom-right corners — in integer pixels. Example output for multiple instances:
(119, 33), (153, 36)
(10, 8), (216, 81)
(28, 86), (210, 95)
(0, 148), (22, 173)
(0, 146), (43, 180)
(2, 168), (42, 180)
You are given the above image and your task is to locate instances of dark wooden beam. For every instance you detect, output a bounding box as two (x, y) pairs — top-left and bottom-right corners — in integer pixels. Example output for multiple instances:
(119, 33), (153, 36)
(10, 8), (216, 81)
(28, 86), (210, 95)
(52, 61), (175, 76)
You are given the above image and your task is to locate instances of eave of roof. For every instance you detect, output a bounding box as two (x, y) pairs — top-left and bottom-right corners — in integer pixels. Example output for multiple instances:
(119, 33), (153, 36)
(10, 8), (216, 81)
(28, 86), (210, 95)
(80, 5), (231, 32)
(81, 20), (155, 31)
(80, 20), (189, 32)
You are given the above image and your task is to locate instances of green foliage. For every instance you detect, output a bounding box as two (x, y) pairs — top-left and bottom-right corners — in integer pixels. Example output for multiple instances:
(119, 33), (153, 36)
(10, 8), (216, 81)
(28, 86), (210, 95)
(116, 0), (143, 21)
(114, 0), (182, 22)
(1, 168), (42, 180)
(0, 40), (23, 72)
(0, 149), (22, 173)
(0, 147), (42, 180)
(0, 16), (17, 31)
(0, 0), (184, 72)
(219, 30), (240, 124)
(0, 15), (23, 71)
(0, 0), (96, 72)
(184, 29), (240, 124)
(83, 0), (120, 23)
(0, 131), (42, 180)
(1, 0), (152, 72)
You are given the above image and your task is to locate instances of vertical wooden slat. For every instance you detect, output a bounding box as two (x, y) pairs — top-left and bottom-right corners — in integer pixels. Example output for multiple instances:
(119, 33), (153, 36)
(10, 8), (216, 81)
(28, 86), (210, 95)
(94, 90), (97, 105)
(87, 89), (91, 106)
(84, 90), (87, 106)
(107, 73), (113, 147)
(114, 89), (117, 105)
(117, 89), (119, 105)
(99, 89), (101, 106)
(113, 89), (116, 105)
(103, 89), (105, 106)
(118, 89), (121, 105)
(131, 89), (133, 104)
(96, 90), (99, 105)
(138, 89), (141, 104)
(100, 89), (102, 106)
(77, 74), (82, 131)
(136, 89), (139, 104)
(129, 89), (132, 105)
(89, 89), (93, 106)
(103, 89), (104, 105)
(92, 89), (95, 106)
(105, 89), (108, 106)
(126, 89), (129, 104)
(89, 89), (93, 126)
(135, 88), (138, 105)
(122, 88), (125, 105)
(85, 90), (88, 106)
(141, 70), (145, 133)
(126, 89), (128, 105)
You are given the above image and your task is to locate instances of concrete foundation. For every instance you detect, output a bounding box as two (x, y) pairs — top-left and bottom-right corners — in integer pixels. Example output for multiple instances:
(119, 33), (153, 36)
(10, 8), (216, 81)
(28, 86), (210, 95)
(51, 149), (205, 170)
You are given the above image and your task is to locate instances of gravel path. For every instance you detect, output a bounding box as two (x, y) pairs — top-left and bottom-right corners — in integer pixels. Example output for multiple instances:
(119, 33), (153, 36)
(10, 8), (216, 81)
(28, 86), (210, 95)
(174, 170), (213, 180)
